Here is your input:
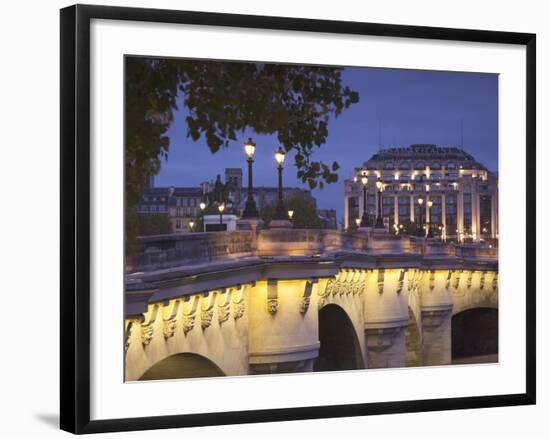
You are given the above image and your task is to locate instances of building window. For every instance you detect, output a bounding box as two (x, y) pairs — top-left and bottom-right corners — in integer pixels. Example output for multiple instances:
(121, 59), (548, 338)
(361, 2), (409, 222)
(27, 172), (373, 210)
(175, 220), (182, 229)
(348, 197), (359, 225)
(445, 194), (457, 232)
(382, 196), (394, 223)
(367, 194), (376, 215)
(429, 195), (441, 226)
(480, 195), (492, 235)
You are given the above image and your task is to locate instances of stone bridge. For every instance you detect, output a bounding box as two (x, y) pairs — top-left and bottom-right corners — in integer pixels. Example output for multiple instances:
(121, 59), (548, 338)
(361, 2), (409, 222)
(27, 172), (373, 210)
(125, 229), (498, 381)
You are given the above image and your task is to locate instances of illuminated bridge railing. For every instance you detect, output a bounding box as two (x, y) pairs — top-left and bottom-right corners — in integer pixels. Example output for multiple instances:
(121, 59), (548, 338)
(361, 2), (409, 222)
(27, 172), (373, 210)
(134, 231), (255, 271)
(131, 229), (496, 272)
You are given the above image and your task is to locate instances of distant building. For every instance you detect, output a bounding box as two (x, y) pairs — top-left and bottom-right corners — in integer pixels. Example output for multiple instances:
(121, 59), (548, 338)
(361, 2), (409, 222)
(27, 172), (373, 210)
(136, 186), (205, 233)
(136, 167), (337, 233)
(344, 144), (498, 241)
(167, 187), (205, 232)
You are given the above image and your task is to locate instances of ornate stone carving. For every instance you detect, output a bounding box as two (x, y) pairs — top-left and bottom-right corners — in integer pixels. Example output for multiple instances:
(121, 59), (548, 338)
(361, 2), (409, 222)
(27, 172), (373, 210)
(182, 295), (199, 335)
(479, 271), (486, 290)
(324, 278), (336, 296)
(453, 270), (462, 290)
(396, 269), (407, 295)
(124, 321), (135, 354)
(377, 269), (385, 295)
(140, 305), (159, 346)
(267, 279), (278, 315)
(445, 270), (454, 290)
(492, 272), (498, 291)
(408, 269), (421, 294)
(217, 289), (231, 325)
(353, 270), (365, 295)
(429, 270), (436, 291)
(318, 277), (334, 309)
(200, 292), (216, 329)
(407, 270), (414, 292)
(466, 271), (473, 289)
(299, 280), (315, 314)
(141, 324), (154, 346)
(232, 286), (245, 320)
(162, 300), (180, 339)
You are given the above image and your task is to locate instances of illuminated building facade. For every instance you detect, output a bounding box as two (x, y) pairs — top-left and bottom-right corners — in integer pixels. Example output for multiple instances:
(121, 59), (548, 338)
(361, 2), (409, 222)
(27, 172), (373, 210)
(344, 144), (498, 241)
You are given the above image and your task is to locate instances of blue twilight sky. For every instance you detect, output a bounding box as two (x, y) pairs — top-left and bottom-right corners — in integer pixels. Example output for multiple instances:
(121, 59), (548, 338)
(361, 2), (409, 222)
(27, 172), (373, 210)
(154, 66), (498, 225)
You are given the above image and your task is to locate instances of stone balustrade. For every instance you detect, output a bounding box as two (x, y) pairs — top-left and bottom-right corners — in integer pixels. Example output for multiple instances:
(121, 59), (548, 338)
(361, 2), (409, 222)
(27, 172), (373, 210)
(454, 243), (498, 259)
(134, 231), (255, 271)
(131, 228), (497, 272)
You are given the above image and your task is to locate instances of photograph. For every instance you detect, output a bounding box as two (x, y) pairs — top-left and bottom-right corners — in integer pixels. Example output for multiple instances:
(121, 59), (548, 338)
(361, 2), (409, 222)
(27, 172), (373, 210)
(123, 56), (499, 382)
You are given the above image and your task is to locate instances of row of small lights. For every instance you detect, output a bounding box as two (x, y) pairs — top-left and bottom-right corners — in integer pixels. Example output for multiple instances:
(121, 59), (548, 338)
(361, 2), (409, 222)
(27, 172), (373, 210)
(355, 167), (484, 180)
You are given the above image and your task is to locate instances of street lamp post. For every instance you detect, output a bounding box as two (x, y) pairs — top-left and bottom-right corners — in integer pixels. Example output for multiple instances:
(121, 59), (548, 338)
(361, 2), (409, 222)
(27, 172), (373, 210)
(199, 201), (206, 232)
(287, 210), (294, 226)
(427, 199), (434, 238)
(417, 196), (424, 237)
(189, 221), (195, 232)
(375, 177), (384, 228)
(359, 171), (369, 227)
(242, 138), (260, 218)
(273, 147), (287, 220)
(218, 202), (225, 227)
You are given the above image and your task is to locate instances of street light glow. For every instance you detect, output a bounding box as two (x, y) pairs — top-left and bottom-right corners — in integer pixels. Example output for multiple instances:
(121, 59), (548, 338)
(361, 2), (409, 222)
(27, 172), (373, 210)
(244, 137), (256, 158)
(218, 203), (225, 213)
(199, 202), (206, 210)
(275, 147), (285, 165)
(288, 210), (294, 220)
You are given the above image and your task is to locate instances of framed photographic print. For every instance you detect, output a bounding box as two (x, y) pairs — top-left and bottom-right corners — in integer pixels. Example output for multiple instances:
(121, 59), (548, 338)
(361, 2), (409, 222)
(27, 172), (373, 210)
(60, 4), (536, 434)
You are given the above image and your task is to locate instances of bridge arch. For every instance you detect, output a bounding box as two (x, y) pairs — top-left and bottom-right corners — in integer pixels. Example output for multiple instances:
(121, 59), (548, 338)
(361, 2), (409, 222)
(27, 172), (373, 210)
(451, 307), (498, 363)
(314, 304), (365, 371)
(450, 271), (498, 316)
(138, 352), (225, 381)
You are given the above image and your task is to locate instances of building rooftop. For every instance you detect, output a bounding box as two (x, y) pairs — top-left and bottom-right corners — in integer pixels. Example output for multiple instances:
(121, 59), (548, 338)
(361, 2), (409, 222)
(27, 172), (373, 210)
(363, 144), (488, 171)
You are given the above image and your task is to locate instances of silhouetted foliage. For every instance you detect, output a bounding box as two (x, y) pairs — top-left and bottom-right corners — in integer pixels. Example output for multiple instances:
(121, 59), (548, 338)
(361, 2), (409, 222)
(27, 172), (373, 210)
(260, 194), (321, 229)
(125, 57), (359, 253)
(136, 214), (173, 236)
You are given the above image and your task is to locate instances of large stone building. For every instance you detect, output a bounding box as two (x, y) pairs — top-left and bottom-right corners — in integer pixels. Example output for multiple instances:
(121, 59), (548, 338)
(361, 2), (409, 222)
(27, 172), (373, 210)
(344, 144), (498, 241)
(136, 186), (205, 232)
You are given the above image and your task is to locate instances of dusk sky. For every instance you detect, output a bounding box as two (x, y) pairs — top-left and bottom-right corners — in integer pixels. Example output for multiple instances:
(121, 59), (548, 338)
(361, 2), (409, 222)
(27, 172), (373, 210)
(154, 65), (498, 225)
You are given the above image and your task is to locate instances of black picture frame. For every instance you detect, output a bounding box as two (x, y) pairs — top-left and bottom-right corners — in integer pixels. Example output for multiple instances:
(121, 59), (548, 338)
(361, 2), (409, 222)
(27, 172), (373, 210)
(60, 4), (536, 434)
